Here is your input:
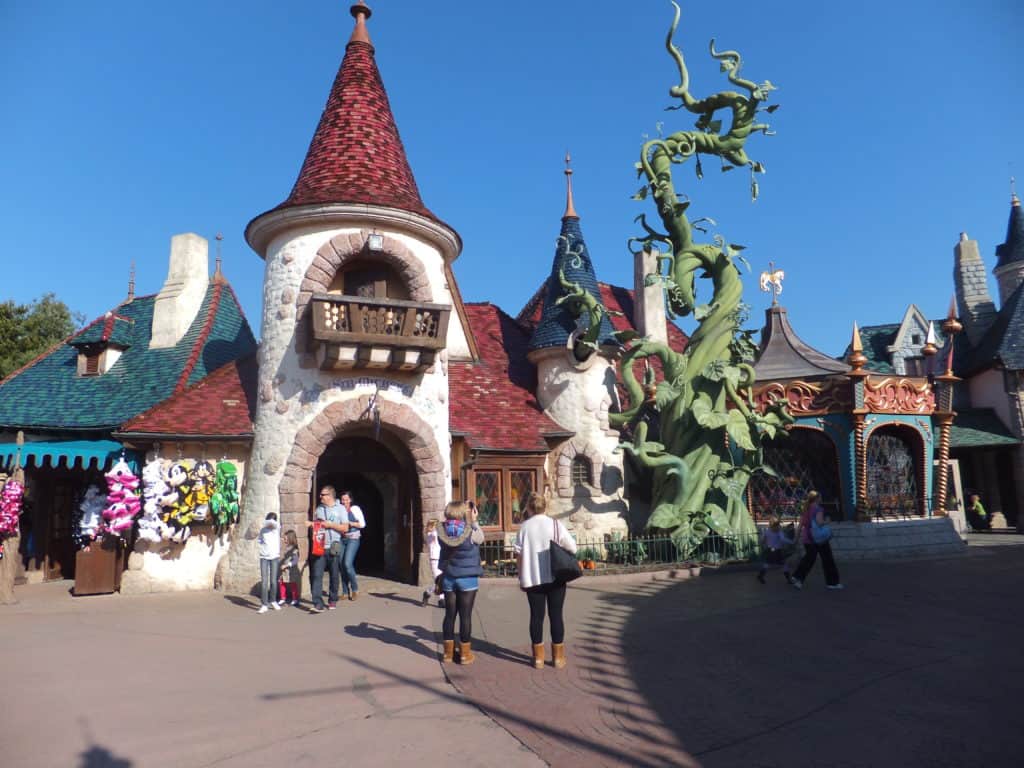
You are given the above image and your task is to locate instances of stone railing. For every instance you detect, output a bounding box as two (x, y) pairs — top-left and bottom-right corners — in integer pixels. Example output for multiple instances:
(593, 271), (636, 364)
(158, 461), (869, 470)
(309, 293), (450, 372)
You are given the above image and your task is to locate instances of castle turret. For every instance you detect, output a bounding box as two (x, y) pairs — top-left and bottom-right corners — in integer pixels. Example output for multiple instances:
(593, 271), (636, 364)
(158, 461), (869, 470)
(994, 192), (1024, 306)
(221, 3), (469, 592)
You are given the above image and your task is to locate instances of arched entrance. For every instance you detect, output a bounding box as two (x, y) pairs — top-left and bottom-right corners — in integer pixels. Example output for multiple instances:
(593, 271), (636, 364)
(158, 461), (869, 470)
(277, 394), (447, 586)
(866, 424), (924, 516)
(315, 434), (411, 578)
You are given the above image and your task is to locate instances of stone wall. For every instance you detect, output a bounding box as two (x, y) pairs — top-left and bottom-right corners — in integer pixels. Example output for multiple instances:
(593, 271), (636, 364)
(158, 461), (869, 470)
(825, 517), (966, 560)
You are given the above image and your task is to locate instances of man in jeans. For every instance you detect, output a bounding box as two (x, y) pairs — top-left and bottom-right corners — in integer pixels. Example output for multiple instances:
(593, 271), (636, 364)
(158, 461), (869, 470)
(308, 485), (348, 612)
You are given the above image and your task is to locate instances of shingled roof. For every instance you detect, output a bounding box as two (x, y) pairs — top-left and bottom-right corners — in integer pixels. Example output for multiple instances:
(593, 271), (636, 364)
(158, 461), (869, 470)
(117, 353), (258, 439)
(0, 283), (257, 431)
(449, 303), (570, 452)
(754, 305), (849, 380)
(269, 3), (438, 224)
(995, 195), (1024, 270)
(967, 280), (1024, 373)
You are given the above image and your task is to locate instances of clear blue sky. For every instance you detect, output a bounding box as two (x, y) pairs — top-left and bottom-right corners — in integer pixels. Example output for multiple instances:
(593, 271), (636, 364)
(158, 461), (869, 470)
(2, 1), (1022, 355)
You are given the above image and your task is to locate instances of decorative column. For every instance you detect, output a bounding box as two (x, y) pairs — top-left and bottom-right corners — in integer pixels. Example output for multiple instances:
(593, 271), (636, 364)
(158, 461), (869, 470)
(932, 299), (962, 515)
(846, 324), (870, 520)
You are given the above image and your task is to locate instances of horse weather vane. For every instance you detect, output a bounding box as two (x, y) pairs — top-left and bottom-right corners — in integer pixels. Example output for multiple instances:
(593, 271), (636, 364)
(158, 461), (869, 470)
(759, 261), (785, 305)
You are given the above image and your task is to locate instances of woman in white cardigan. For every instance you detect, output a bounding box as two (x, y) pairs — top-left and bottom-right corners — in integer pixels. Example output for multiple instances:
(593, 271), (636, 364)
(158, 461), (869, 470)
(514, 493), (577, 669)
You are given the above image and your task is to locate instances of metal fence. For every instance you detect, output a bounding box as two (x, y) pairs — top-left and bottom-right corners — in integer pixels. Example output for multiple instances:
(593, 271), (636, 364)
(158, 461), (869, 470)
(479, 530), (762, 578)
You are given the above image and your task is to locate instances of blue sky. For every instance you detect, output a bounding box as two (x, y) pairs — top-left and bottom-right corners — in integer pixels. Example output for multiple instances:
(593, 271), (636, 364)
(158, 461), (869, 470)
(2, 1), (1022, 355)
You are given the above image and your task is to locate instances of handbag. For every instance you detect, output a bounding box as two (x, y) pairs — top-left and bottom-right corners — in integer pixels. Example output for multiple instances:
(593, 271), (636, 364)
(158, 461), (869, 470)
(550, 518), (582, 583)
(311, 521), (326, 556)
(810, 516), (833, 544)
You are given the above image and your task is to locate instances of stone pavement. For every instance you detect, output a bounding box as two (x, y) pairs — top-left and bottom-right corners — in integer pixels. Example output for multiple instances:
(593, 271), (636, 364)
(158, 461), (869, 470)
(3, 538), (1024, 767)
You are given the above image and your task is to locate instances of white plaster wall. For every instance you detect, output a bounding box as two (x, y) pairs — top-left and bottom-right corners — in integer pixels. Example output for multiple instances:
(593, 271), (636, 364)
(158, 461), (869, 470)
(968, 369), (1015, 430)
(122, 534), (231, 594)
(221, 224), (453, 592)
(535, 348), (628, 539)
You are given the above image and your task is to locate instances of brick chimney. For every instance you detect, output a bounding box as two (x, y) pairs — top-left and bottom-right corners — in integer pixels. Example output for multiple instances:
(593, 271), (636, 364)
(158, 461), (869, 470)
(149, 233), (210, 349)
(633, 247), (668, 346)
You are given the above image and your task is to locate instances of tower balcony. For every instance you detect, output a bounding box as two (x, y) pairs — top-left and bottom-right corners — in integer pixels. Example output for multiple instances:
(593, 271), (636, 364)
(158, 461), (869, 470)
(309, 293), (450, 373)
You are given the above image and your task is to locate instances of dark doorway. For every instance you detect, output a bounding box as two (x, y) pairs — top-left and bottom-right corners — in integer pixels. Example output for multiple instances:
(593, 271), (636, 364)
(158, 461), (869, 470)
(315, 432), (419, 582)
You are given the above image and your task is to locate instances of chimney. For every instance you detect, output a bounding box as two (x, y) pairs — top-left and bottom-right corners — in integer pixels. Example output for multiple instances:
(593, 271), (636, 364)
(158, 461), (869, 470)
(149, 233), (210, 349)
(953, 233), (996, 348)
(634, 247), (668, 346)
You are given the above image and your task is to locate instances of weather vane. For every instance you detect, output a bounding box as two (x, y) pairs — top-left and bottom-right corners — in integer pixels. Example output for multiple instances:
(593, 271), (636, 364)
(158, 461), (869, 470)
(759, 261), (785, 305)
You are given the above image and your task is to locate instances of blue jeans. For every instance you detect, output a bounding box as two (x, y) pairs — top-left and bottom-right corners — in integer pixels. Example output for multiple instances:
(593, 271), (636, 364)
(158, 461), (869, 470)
(310, 552), (340, 607)
(340, 538), (360, 596)
(259, 558), (279, 607)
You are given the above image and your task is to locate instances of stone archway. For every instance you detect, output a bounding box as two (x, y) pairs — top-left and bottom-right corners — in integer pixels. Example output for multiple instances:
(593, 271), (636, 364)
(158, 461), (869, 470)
(294, 230), (434, 354)
(276, 395), (446, 568)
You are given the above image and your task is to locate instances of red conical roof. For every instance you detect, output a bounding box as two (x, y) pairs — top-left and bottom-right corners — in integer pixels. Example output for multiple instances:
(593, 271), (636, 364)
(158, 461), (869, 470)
(277, 3), (435, 221)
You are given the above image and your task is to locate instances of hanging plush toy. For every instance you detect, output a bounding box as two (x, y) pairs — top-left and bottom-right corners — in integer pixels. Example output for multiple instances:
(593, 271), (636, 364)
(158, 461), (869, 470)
(209, 461), (240, 539)
(0, 477), (25, 560)
(186, 460), (214, 522)
(74, 484), (107, 548)
(100, 458), (141, 538)
(138, 458), (170, 543)
(163, 460), (194, 542)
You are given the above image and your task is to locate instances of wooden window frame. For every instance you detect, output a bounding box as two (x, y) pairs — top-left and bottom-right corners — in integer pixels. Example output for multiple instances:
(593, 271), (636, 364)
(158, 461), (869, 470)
(466, 458), (545, 536)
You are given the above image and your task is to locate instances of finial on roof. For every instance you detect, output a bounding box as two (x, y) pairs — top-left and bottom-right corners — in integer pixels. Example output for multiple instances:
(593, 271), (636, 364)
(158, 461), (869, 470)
(922, 322), (938, 357)
(349, 1), (373, 45)
(213, 232), (225, 284)
(758, 261), (785, 306)
(942, 295), (963, 337)
(959, 232), (969, 241)
(127, 260), (135, 303)
(1012, 176), (1019, 206)
(847, 322), (867, 371)
(563, 151), (578, 219)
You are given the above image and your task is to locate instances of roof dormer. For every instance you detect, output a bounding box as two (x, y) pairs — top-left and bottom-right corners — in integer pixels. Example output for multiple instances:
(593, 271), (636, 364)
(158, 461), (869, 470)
(69, 311), (133, 376)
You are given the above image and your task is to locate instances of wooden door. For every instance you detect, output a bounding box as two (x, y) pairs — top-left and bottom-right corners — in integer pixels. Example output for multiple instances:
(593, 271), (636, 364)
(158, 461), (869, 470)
(45, 481), (76, 581)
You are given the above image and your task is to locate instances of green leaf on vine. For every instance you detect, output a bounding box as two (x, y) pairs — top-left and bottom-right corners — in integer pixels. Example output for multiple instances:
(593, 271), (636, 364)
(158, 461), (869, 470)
(735, 254), (752, 273)
(614, 329), (641, 344)
(765, 104), (780, 113)
(726, 410), (756, 450)
(632, 186), (649, 201)
(644, 273), (661, 287)
(649, 505), (681, 530)
(694, 303), (713, 320)
(692, 392), (730, 429)
(702, 360), (727, 381)
(713, 473), (748, 505)
(655, 381), (681, 410)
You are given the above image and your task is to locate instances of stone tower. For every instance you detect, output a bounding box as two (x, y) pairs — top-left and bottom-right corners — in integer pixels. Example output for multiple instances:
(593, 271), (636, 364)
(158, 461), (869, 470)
(220, 3), (471, 592)
(953, 232), (997, 347)
(527, 161), (628, 535)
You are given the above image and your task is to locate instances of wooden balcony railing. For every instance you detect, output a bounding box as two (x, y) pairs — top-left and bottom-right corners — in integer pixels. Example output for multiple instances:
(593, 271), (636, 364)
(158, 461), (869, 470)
(310, 293), (450, 372)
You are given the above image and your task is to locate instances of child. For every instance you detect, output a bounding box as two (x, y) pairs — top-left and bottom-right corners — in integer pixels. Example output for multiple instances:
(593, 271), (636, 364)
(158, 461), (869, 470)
(257, 512), (281, 613)
(278, 529), (301, 607)
(758, 515), (794, 584)
(421, 517), (445, 608)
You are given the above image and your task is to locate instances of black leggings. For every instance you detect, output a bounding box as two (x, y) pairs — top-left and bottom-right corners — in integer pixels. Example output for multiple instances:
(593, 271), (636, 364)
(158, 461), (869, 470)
(442, 589), (477, 643)
(526, 581), (567, 644)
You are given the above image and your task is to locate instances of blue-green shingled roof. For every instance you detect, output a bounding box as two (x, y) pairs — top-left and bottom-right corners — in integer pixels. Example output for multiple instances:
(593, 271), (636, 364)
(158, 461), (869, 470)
(0, 283), (257, 430)
(840, 321), (950, 373)
(995, 198), (1024, 269)
(528, 216), (616, 352)
(70, 313), (135, 348)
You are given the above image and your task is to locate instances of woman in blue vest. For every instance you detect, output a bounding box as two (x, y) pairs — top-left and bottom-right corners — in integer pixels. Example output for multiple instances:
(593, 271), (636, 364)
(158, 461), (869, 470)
(435, 500), (484, 665)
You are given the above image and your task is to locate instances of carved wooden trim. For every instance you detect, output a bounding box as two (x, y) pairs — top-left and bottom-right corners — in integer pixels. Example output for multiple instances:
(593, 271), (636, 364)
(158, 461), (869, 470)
(753, 378), (852, 416)
(863, 376), (935, 414)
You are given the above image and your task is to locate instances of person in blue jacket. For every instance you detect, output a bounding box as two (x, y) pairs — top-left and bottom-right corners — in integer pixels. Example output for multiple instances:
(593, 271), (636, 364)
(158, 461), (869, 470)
(435, 500), (484, 665)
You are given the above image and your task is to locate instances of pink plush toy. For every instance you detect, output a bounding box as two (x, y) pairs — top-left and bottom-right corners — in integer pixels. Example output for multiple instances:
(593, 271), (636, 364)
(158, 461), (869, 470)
(100, 459), (141, 538)
(0, 479), (24, 537)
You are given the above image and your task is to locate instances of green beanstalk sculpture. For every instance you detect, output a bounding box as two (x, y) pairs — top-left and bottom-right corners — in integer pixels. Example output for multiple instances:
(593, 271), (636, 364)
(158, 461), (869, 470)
(607, 2), (793, 558)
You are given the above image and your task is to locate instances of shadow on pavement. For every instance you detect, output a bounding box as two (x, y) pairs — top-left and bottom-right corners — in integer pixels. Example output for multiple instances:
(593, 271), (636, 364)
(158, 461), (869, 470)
(368, 590), (426, 607)
(79, 745), (133, 768)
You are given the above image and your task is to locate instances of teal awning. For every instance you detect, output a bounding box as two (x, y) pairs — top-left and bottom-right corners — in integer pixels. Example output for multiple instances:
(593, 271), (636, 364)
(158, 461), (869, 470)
(0, 440), (137, 471)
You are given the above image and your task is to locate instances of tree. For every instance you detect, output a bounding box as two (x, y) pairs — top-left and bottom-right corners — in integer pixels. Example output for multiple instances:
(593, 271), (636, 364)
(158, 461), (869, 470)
(0, 293), (84, 379)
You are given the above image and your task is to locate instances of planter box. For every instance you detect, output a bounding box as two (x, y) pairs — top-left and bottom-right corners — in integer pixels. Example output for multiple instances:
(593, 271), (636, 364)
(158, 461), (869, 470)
(74, 537), (125, 596)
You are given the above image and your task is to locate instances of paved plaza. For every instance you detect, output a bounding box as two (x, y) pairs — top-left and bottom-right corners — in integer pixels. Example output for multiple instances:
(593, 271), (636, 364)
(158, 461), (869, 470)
(3, 536), (1023, 767)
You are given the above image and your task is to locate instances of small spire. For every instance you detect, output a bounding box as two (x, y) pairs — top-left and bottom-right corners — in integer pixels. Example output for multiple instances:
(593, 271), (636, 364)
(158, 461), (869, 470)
(563, 151), (578, 219)
(847, 322), (867, 371)
(942, 295), (963, 337)
(126, 261), (135, 303)
(213, 232), (225, 284)
(349, 1), (373, 46)
(922, 322), (938, 357)
(1012, 175), (1019, 206)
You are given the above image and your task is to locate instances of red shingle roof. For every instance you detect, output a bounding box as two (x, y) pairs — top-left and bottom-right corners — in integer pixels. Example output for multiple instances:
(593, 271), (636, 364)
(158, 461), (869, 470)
(450, 304), (570, 452)
(276, 28), (435, 221)
(118, 354), (258, 439)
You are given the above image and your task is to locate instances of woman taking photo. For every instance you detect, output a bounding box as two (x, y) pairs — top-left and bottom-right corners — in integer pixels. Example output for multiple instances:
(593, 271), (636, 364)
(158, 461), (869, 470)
(791, 490), (844, 590)
(515, 493), (577, 669)
(436, 500), (484, 665)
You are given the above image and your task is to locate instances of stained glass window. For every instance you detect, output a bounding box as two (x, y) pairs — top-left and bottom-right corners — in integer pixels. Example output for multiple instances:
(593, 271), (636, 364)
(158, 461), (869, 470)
(474, 471), (500, 527)
(510, 471), (534, 525)
(867, 427), (918, 515)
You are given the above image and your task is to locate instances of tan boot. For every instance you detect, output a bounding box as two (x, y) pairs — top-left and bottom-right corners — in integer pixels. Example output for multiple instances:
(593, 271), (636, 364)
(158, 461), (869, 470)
(442, 640), (455, 663)
(458, 641), (475, 665)
(532, 643), (545, 669)
(551, 642), (566, 669)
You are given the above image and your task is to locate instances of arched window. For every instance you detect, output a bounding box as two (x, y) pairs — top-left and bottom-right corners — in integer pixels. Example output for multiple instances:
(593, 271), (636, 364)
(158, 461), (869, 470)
(748, 428), (842, 521)
(328, 259), (410, 300)
(571, 455), (592, 488)
(867, 426), (920, 516)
